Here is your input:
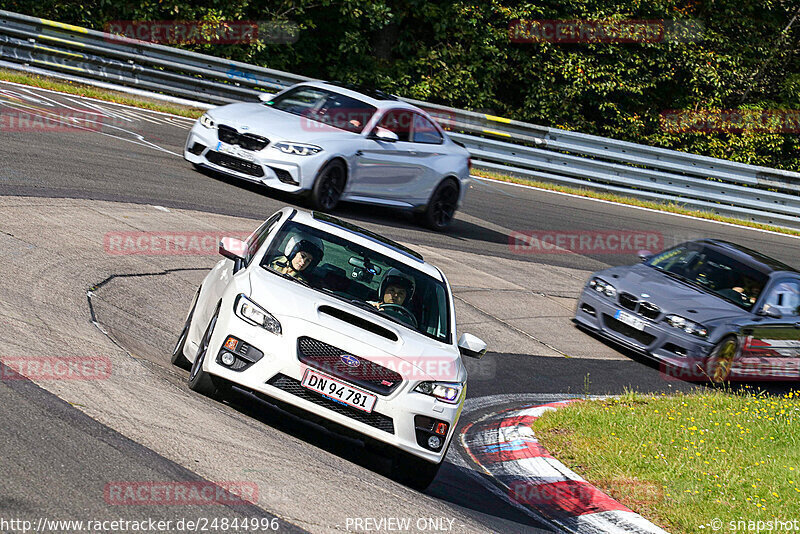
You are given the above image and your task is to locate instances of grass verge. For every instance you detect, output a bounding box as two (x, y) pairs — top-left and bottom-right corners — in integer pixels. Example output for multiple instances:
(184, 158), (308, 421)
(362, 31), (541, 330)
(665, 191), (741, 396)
(531, 390), (800, 533)
(472, 168), (800, 238)
(0, 68), (204, 118)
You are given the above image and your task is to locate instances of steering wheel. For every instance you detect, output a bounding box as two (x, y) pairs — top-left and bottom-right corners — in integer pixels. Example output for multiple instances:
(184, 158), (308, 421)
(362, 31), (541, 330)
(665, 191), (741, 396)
(380, 304), (418, 328)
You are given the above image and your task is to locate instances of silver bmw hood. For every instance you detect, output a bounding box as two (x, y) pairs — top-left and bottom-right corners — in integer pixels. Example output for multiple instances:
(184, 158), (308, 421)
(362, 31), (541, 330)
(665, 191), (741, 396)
(596, 263), (747, 323)
(207, 103), (360, 143)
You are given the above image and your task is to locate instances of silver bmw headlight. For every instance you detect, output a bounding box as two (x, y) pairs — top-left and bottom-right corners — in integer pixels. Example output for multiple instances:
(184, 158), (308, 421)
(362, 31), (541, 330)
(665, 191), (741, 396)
(235, 294), (281, 335)
(199, 113), (216, 129)
(665, 314), (708, 338)
(589, 277), (617, 298)
(272, 142), (323, 156)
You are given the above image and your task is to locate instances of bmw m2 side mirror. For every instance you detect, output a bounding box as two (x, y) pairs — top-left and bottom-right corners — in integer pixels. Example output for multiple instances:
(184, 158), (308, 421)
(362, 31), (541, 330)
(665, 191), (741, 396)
(638, 250), (653, 262)
(458, 333), (487, 359)
(219, 237), (247, 273)
(369, 127), (399, 143)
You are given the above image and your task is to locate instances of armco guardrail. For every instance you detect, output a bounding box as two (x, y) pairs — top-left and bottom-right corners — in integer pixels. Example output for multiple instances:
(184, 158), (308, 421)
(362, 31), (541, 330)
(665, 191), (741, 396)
(2, 9), (799, 230)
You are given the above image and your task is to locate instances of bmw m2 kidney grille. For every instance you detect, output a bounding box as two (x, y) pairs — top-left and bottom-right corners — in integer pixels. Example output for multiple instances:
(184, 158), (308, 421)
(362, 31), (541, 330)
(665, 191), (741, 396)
(266, 373), (395, 434)
(618, 292), (661, 320)
(217, 124), (270, 151)
(205, 151), (265, 177)
(297, 337), (403, 395)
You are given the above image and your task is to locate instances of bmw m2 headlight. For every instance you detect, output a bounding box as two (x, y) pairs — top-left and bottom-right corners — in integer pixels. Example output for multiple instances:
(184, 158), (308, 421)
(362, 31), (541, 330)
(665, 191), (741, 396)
(272, 142), (323, 156)
(665, 314), (708, 338)
(589, 277), (617, 298)
(235, 294), (281, 335)
(199, 113), (216, 129)
(414, 381), (464, 404)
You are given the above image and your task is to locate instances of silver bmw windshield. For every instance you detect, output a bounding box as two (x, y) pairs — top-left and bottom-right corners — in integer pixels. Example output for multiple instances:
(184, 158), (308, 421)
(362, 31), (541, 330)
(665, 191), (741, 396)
(261, 221), (451, 343)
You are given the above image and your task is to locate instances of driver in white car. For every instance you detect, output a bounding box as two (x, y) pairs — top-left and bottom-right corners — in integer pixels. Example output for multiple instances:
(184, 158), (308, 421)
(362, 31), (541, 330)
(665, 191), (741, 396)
(369, 268), (415, 311)
(269, 235), (323, 280)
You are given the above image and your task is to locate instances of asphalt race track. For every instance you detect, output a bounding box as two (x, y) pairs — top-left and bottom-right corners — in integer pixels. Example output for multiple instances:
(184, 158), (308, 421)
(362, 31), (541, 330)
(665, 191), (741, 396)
(1, 82), (799, 533)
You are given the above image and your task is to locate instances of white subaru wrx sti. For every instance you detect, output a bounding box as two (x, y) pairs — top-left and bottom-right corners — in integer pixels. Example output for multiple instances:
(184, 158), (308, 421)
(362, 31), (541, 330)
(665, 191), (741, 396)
(172, 207), (487, 489)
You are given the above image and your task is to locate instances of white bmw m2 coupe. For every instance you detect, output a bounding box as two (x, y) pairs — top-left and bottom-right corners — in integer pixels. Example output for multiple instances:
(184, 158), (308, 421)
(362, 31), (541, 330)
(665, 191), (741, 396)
(183, 81), (471, 230)
(172, 207), (487, 489)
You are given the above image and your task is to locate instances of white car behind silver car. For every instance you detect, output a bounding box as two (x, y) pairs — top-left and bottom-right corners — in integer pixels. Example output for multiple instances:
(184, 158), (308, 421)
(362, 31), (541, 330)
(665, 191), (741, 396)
(172, 207), (487, 489)
(184, 81), (471, 229)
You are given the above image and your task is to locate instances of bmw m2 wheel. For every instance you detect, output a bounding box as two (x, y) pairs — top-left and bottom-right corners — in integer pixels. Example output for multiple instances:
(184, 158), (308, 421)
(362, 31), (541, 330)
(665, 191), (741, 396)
(188, 305), (230, 398)
(311, 160), (346, 211)
(418, 179), (458, 231)
(705, 336), (737, 383)
(171, 287), (200, 370)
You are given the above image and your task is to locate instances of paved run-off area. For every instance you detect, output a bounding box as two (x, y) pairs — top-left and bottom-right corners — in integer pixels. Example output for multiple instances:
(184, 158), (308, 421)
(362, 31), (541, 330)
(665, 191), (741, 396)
(0, 195), (632, 533)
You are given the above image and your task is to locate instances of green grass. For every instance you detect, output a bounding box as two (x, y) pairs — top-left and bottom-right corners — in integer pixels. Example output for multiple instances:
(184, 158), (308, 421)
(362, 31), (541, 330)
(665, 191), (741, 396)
(531, 390), (800, 533)
(0, 68), (205, 119)
(472, 168), (800, 238)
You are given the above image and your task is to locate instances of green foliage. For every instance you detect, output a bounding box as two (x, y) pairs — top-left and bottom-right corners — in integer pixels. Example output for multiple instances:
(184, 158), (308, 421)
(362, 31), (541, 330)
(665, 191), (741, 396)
(3, 0), (798, 169)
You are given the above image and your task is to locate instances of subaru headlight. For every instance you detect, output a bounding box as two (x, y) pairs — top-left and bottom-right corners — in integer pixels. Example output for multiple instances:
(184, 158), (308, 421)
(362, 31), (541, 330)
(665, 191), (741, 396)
(589, 277), (617, 298)
(665, 314), (708, 338)
(272, 142), (323, 156)
(414, 381), (465, 404)
(235, 294), (281, 335)
(199, 113), (215, 129)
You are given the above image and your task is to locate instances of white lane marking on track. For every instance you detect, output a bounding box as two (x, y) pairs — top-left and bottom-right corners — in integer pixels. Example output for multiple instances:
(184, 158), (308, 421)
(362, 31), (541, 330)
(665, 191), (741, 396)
(152, 206), (171, 212)
(472, 175), (800, 241)
(0, 101), (181, 156)
(0, 79), (198, 122)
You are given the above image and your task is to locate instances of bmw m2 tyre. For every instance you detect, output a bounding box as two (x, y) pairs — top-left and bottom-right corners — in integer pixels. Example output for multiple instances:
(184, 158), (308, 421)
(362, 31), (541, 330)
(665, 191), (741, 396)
(418, 179), (458, 231)
(311, 160), (346, 211)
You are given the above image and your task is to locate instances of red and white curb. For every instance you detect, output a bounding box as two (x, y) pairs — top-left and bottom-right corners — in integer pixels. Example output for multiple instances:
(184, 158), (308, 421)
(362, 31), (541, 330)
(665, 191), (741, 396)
(460, 401), (669, 534)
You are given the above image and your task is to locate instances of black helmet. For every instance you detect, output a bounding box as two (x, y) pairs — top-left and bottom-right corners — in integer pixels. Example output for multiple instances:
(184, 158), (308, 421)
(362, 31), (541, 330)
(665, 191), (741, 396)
(284, 235), (323, 271)
(379, 268), (415, 301)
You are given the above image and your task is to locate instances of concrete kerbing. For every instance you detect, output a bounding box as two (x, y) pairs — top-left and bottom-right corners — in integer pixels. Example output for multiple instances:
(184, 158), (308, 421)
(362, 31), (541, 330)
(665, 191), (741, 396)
(461, 401), (670, 534)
